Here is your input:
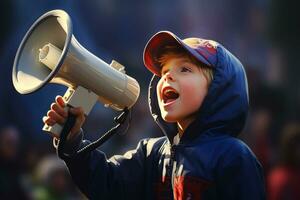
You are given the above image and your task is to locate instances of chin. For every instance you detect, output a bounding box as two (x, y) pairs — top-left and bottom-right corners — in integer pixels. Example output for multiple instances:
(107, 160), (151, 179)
(162, 114), (178, 123)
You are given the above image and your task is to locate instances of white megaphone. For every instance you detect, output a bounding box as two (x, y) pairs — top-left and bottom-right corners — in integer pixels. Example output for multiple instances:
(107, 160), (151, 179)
(12, 10), (140, 138)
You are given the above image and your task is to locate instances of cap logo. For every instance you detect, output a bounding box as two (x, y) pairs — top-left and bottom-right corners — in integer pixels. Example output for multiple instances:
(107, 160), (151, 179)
(198, 39), (217, 50)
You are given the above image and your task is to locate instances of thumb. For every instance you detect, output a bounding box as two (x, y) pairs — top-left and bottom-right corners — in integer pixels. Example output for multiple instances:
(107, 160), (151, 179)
(67, 107), (85, 140)
(69, 107), (84, 116)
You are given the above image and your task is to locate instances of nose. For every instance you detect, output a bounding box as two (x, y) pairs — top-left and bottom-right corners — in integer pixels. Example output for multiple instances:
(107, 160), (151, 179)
(163, 71), (175, 82)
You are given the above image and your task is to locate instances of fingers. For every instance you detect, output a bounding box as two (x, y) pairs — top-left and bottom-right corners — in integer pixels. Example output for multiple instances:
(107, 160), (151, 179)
(43, 95), (86, 141)
(43, 96), (66, 126)
(56, 96), (65, 107)
(42, 116), (55, 126)
(51, 103), (67, 118)
(47, 110), (66, 125)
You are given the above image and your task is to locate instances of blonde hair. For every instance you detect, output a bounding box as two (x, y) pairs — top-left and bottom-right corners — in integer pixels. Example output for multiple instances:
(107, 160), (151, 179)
(157, 45), (214, 84)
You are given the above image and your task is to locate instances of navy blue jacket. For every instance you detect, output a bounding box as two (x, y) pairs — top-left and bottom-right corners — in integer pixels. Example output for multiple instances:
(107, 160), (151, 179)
(61, 43), (266, 200)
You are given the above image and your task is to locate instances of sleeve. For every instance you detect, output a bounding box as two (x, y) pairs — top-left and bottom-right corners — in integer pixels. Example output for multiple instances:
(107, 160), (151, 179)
(59, 130), (150, 200)
(215, 142), (266, 200)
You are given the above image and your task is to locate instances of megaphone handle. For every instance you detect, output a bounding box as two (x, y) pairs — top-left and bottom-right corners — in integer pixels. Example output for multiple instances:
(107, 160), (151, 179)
(43, 86), (98, 137)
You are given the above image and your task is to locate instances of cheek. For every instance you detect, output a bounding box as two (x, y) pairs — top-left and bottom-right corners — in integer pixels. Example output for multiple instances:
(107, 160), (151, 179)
(180, 81), (208, 108)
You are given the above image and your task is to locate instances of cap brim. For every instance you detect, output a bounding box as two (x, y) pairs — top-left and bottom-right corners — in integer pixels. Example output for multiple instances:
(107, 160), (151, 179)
(143, 31), (211, 76)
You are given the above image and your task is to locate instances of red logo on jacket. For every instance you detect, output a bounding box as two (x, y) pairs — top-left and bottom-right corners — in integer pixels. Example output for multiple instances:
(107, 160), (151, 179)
(173, 176), (211, 200)
(155, 176), (211, 200)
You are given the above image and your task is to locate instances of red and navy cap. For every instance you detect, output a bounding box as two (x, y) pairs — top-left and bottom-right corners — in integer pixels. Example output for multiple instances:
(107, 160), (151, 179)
(143, 31), (218, 76)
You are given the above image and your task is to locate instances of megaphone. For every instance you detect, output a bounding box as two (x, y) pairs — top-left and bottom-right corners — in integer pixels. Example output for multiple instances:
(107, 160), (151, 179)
(12, 10), (140, 138)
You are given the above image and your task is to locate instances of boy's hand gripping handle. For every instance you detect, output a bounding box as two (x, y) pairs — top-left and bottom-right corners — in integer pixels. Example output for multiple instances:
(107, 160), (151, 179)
(43, 86), (98, 138)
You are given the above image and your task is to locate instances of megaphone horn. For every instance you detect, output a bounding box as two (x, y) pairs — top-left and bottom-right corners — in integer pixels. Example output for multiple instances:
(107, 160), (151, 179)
(12, 10), (140, 138)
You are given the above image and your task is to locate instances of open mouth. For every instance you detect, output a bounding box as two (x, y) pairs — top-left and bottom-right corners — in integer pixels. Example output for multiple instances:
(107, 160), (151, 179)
(162, 87), (179, 104)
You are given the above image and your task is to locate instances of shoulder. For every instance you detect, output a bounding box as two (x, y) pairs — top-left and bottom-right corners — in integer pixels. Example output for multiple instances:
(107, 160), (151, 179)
(213, 136), (259, 168)
(221, 137), (254, 155)
(142, 136), (167, 145)
(109, 136), (168, 164)
(199, 135), (255, 157)
(141, 136), (167, 149)
(139, 136), (168, 156)
(190, 135), (256, 161)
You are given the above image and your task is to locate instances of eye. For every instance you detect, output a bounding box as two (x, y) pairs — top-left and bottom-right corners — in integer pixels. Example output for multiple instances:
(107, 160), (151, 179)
(161, 69), (169, 76)
(180, 66), (191, 73)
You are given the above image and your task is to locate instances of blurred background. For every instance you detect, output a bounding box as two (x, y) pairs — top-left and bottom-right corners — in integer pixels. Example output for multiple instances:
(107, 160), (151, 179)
(0, 0), (299, 199)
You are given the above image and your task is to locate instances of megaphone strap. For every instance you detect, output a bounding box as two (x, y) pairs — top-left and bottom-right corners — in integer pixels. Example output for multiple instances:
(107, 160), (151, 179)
(53, 137), (59, 149)
(57, 111), (77, 159)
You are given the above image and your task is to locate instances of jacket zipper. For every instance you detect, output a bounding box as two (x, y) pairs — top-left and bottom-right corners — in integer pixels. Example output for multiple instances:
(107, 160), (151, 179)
(167, 144), (177, 199)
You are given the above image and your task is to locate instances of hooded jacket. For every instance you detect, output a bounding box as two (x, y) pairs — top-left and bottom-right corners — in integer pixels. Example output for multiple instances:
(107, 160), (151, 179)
(61, 42), (266, 200)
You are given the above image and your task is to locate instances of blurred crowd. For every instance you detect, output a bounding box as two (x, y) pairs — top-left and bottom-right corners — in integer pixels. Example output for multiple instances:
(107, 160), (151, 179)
(0, 0), (299, 199)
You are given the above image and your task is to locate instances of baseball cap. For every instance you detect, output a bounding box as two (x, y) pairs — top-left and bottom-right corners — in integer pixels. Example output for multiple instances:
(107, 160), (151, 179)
(143, 31), (218, 76)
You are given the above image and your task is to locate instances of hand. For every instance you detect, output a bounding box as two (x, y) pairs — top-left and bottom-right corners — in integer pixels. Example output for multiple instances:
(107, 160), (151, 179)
(43, 96), (86, 140)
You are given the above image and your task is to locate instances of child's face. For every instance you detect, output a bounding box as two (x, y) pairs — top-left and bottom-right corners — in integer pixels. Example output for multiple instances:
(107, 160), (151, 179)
(156, 57), (209, 130)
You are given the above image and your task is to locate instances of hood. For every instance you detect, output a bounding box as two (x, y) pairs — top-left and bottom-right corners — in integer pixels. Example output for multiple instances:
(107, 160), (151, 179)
(148, 43), (249, 143)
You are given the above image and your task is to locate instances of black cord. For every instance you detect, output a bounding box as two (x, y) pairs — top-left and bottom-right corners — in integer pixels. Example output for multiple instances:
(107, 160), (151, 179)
(116, 106), (132, 136)
(57, 111), (77, 159)
(57, 108), (130, 159)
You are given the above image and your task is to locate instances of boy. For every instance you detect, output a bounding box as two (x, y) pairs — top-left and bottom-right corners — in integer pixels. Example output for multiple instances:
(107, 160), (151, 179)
(43, 31), (266, 199)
